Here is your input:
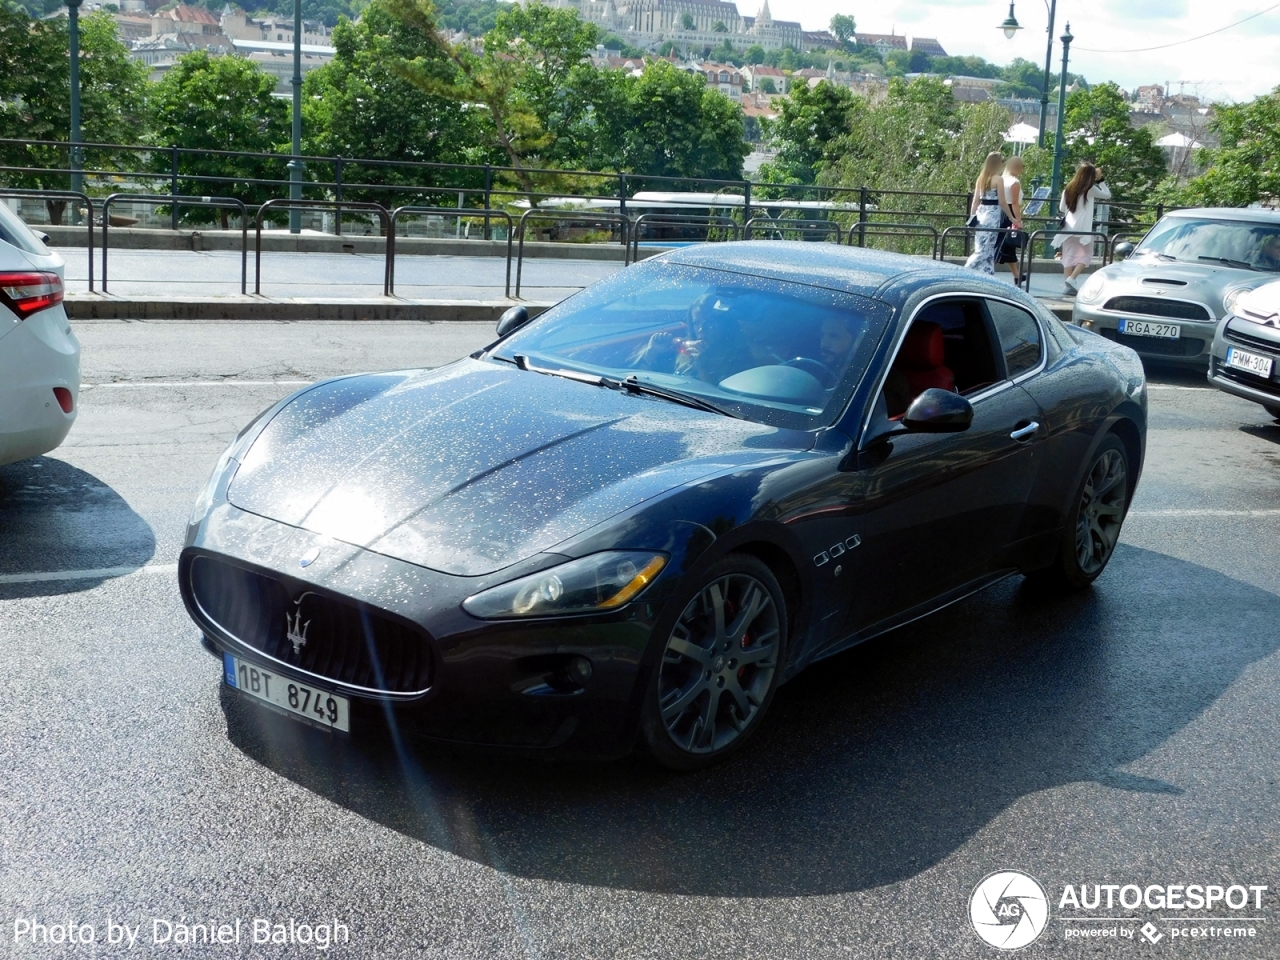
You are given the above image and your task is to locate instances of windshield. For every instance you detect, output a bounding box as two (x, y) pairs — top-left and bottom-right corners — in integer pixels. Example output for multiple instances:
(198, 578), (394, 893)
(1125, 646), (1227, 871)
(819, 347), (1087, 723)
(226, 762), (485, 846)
(1136, 217), (1280, 272)
(0, 202), (50, 256)
(491, 262), (890, 429)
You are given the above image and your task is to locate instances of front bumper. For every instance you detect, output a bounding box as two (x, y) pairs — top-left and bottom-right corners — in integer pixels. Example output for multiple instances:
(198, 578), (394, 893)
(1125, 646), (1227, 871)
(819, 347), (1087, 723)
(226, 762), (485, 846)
(1207, 317), (1280, 412)
(0, 304), (80, 465)
(1072, 300), (1217, 366)
(180, 504), (663, 758)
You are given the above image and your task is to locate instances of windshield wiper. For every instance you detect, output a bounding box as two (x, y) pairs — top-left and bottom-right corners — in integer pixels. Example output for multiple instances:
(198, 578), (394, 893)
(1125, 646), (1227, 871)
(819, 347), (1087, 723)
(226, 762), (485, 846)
(511, 354), (611, 387)
(619, 375), (743, 419)
(1198, 256), (1254, 270)
(1153, 252), (1177, 261)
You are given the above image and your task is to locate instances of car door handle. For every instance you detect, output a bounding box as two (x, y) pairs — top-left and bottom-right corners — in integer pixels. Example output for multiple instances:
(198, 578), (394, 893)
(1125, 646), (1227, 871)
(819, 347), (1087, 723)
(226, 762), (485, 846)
(1010, 421), (1040, 441)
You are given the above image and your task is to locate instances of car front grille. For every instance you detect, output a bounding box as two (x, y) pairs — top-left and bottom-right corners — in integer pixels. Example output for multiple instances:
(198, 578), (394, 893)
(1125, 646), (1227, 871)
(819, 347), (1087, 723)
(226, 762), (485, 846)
(1098, 328), (1207, 357)
(1215, 363), (1279, 391)
(1223, 325), (1280, 355)
(189, 555), (433, 695)
(1103, 296), (1212, 321)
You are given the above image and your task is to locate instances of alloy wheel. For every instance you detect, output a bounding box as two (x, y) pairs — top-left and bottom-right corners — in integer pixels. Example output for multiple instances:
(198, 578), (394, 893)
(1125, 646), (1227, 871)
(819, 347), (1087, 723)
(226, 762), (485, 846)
(657, 573), (780, 755)
(1075, 447), (1128, 576)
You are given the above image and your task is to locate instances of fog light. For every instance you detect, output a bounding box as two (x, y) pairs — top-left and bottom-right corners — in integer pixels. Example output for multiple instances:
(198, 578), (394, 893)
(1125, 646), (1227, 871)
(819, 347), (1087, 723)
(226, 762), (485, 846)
(1080, 320), (1094, 329)
(564, 656), (593, 686)
(52, 387), (73, 413)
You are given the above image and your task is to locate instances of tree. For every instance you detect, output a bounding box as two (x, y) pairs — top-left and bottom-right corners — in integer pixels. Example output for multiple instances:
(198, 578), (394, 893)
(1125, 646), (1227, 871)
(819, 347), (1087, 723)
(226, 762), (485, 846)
(712, 19), (726, 31)
(1173, 89), (1280, 207)
(386, 0), (597, 192)
(1057, 82), (1166, 202)
(758, 76), (776, 94)
(303, 0), (494, 208)
(745, 43), (765, 65)
(149, 51), (288, 227)
(819, 77), (1012, 249)
(757, 80), (862, 186)
(557, 60), (748, 181)
(829, 13), (855, 49)
(0, 8), (148, 222)
(681, 12), (694, 29)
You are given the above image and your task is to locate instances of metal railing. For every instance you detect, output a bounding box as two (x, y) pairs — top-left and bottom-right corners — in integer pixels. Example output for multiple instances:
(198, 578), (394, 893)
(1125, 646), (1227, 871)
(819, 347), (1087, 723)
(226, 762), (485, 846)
(254, 199), (391, 295)
(846, 222), (940, 259)
(515, 210), (630, 299)
(1019, 229), (1118, 289)
(744, 217), (843, 243)
(0, 189), (95, 291)
(627, 213), (741, 264)
(101, 194), (247, 294)
(387, 206), (514, 298)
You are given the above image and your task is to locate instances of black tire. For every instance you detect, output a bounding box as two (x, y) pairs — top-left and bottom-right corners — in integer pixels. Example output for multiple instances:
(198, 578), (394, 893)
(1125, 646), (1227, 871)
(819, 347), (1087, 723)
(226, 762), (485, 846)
(640, 554), (787, 771)
(1025, 434), (1130, 592)
(1264, 404), (1280, 422)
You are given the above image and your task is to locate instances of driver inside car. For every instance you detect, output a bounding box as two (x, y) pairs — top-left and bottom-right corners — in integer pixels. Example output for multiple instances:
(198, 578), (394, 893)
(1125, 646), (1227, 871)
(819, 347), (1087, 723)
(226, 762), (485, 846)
(630, 291), (758, 384)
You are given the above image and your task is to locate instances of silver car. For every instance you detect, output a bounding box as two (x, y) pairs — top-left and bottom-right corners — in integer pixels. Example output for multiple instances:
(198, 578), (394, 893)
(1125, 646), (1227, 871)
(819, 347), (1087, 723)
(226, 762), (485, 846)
(1072, 207), (1280, 366)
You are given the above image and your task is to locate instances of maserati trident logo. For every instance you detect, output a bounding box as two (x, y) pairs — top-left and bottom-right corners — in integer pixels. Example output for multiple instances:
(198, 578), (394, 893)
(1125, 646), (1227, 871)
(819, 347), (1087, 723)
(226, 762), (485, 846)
(285, 602), (310, 655)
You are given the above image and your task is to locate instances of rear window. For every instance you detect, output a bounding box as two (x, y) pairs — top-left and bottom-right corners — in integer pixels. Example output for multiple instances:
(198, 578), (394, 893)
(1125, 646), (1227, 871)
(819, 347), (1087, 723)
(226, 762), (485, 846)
(0, 203), (49, 256)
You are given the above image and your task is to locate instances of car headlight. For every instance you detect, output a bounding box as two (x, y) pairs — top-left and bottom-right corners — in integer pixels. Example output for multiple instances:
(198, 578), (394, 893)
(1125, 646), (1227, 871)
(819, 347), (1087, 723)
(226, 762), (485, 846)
(1223, 286), (1257, 316)
(1077, 272), (1106, 302)
(462, 551), (667, 619)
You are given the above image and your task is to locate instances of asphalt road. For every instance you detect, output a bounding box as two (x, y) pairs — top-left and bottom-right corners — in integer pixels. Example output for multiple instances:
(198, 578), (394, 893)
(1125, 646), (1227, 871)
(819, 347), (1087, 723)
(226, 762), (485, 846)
(3, 320), (1279, 958)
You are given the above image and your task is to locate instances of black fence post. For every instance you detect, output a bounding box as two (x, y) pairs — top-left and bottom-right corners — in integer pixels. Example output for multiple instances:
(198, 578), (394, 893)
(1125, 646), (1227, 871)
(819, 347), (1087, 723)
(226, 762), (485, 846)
(858, 186), (868, 247)
(334, 157), (344, 236)
(743, 180), (752, 225)
(483, 164), (493, 241)
(1156, 202), (1164, 221)
(617, 172), (627, 226)
(962, 193), (972, 258)
(170, 145), (180, 231)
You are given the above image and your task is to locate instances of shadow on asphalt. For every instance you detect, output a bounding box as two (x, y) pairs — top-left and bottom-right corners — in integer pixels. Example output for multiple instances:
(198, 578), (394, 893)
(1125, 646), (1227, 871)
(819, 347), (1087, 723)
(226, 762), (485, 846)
(0, 455), (156, 598)
(1141, 359), (1211, 387)
(222, 543), (1280, 896)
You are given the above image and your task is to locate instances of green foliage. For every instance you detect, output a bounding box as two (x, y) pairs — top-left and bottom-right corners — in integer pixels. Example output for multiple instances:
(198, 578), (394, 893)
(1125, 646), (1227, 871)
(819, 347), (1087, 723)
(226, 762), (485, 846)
(559, 60), (748, 182)
(601, 33), (645, 57)
(712, 20), (726, 32)
(0, 8), (148, 220)
(302, 0), (495, 206)
(1172, 88), (1280, 208)
(817, 78), (1013, 249)
(757, 77), (776, 94)
(828, 13), (855, 48)
(149, 50), (288, 224)
(1055, 82), (1166, 203)
(884, 48), (931, 75)
(680, 12), (693, 29)
(757, 80), (862, 187)
(434, 0), (509, 34)
(744, 43), (765, 65)
(929, 55), (1002, 80)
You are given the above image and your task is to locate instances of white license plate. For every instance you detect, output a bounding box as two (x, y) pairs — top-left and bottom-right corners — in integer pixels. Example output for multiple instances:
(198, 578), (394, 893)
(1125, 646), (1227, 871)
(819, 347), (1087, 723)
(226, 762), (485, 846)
(224, 654), (350, 731)
(1225, 346), (1275, 378)
(1118, 319), (1180, 339)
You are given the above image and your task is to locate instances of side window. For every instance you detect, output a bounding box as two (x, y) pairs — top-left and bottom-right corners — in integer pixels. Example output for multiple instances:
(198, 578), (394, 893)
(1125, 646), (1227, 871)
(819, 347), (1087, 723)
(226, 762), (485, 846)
(986, 300), (1042, 379)
(879, 298), (1004, 418)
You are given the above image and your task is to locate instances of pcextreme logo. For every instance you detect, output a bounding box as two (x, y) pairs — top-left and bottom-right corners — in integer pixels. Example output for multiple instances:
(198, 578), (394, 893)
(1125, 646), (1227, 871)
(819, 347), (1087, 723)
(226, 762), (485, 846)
(970, 871), (1051, 950)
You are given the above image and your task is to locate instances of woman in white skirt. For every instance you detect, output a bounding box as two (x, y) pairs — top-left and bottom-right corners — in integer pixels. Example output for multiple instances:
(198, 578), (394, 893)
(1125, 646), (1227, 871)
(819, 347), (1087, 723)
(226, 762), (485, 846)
(965, 151), (1021, 275)
(1053, 162), (1111, 296)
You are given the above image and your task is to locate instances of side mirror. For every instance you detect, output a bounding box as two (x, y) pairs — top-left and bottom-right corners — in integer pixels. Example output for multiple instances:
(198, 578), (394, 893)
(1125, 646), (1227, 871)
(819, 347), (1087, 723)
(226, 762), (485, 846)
(36, 232), (51, 246)
(495, 305), (530, 337)
(1113, 241), (1134, 259)
(902, 388), (974, 433)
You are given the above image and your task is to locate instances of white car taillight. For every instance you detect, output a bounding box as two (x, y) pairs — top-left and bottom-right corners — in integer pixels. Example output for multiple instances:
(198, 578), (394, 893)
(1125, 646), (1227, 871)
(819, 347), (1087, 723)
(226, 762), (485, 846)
(0, 271), (64, 319)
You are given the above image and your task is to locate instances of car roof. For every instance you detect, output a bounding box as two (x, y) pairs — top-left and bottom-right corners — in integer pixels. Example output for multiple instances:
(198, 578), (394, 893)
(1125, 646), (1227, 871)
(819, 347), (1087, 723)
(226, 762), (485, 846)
(1164, 207), (1280, 224)
(657, 240), (978, 299)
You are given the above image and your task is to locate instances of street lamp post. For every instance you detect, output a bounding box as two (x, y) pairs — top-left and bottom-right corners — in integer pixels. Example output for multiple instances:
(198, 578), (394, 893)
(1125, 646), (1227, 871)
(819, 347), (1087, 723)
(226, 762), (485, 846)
(1049, 24), (1073, 214)
(287, 0), (304, 234)
(67, 0), (83, 225)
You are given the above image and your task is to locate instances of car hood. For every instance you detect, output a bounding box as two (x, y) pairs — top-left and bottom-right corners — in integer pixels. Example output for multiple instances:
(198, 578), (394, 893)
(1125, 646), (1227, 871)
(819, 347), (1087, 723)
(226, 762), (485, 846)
(228, 359), (809, 576)
(1091, 257), (1267, 315)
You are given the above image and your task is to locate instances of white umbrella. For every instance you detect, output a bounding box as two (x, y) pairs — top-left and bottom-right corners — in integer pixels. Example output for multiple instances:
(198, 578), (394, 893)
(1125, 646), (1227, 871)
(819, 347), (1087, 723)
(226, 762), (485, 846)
(1157, 131), (1202, 148)
(1003, 122), (1040, 144)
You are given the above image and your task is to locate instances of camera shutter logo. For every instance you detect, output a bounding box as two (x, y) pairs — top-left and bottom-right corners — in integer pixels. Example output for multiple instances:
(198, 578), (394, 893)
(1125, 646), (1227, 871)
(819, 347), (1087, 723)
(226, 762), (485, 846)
(969, 871), (1050, 950)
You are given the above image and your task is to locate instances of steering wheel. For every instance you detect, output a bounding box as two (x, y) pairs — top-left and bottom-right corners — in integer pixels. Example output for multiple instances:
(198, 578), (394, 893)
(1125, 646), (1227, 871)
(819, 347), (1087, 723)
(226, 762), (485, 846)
(783, 357), (838, 389)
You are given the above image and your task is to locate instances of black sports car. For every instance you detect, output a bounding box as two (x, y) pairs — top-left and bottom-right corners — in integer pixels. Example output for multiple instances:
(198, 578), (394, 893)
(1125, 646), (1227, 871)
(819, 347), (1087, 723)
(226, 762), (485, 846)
(181, 242), (1148, 768)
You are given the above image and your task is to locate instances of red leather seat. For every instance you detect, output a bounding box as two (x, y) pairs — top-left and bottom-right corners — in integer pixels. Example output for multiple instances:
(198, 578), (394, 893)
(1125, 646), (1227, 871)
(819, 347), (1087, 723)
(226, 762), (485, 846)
(898, 321), (956, 396)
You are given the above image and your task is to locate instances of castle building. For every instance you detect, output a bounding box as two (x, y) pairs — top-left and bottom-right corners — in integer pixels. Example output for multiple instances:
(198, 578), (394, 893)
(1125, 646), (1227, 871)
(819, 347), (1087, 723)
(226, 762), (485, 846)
(550, 0), (804, 53)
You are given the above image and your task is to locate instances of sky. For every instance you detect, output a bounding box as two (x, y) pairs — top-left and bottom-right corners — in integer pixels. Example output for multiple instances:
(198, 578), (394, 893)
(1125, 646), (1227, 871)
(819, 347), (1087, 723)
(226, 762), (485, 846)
(776, 0), (1280, 103)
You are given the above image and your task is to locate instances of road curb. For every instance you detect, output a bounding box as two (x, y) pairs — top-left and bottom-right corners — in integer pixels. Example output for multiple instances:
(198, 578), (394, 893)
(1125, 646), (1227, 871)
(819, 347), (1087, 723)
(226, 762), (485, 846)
(64, 295), (555, 322)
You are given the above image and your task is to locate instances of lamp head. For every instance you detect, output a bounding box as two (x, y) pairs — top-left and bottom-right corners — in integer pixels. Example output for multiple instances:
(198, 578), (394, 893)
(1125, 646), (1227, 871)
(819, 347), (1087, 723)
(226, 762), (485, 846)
(1000, 2), (1021, 39)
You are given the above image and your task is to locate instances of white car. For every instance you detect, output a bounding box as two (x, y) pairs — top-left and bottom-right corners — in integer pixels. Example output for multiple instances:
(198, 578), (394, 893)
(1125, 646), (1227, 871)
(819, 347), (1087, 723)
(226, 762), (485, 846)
(0, 202), (80, 466)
